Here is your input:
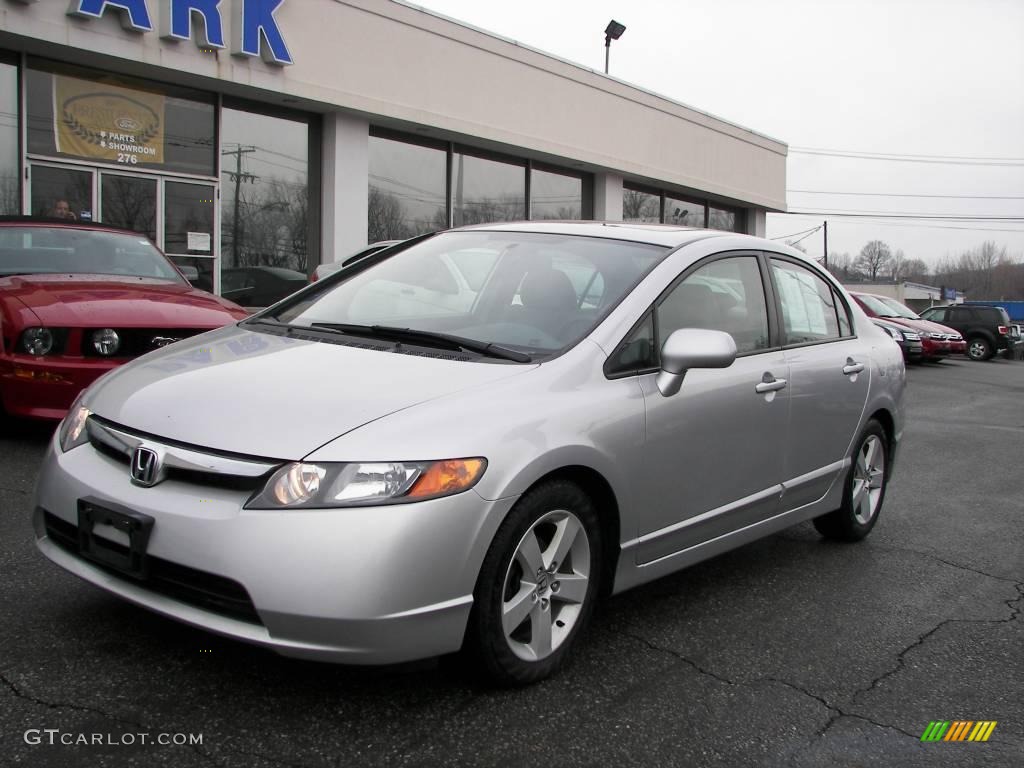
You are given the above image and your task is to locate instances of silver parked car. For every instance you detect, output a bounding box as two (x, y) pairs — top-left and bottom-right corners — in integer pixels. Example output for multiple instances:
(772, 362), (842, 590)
(34, 222), (905, 684)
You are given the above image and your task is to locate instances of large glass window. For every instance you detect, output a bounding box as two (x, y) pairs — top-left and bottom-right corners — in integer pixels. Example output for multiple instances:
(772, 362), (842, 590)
(220, 107), (310, 274)
(665, 196), (705, 227)
(25, 62), (215, 176)
(452, 152), (525, 226)
(658, 256), (770, 354)
(709, 205), (740, 232)
(623, 186), (660, 223)
(368, 134), (447, 240)
(531, 168), (583, 220)
(0, 61), (17, 215)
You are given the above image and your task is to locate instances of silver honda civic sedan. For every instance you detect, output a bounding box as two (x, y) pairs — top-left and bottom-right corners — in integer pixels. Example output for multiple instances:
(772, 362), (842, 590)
(34, 222), (905, 684)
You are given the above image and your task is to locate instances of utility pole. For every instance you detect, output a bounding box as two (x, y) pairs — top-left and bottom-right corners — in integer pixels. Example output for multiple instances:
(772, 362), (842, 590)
(222, 145), (257, 265)
(823, 220), (828, 269)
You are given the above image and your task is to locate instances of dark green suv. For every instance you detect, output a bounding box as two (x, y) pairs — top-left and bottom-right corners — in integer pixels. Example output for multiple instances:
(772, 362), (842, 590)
(920, 305), (1015, 361)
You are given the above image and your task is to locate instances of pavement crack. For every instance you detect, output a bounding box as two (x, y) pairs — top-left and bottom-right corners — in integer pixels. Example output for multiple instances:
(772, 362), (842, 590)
(620, 631), (920, 743)
(0, 669), (149, 730)
(852, 581), (1023, 707)
(870, 543), (1022, 585)
(0, 485), (29, 495)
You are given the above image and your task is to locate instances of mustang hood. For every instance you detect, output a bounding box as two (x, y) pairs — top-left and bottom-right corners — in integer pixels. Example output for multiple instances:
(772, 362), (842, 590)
(84, 325), (536, 459)
(0, 274), (246, 327)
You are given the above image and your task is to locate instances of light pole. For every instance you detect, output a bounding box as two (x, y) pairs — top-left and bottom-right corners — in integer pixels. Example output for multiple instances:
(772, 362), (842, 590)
(604, 20), (626, 74)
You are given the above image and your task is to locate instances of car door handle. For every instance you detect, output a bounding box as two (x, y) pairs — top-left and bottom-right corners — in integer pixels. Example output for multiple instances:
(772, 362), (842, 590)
(842, 359), (865, 375)
(755, 375), (787, 394)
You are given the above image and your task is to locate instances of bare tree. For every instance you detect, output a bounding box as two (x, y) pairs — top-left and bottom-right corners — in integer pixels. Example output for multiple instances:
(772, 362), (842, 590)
(368, 187), (411, 242)
(889, 249), (906, 281)
(855, 240), (892, 281)
(901, 258), (929, 283)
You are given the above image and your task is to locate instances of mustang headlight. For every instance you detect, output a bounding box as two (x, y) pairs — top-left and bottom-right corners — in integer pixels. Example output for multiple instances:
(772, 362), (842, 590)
(22, 327), (54, 356)
(59, 398), (92, 452)
(92, 328), (121, 356)
(246, 458), (487, 509)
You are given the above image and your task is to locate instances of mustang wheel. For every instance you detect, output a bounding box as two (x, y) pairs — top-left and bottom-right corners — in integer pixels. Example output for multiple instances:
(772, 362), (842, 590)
(814, 420), (888, 542)
(967, 337), (992, 361)
(467, 480), (602, 685)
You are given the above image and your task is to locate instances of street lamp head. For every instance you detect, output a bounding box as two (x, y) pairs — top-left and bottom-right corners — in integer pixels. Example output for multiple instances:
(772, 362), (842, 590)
(604, 20), (626, 41)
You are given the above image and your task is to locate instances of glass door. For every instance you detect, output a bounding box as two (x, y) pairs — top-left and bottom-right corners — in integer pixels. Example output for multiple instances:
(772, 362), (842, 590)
(28, 163), (94, 221)
(100, 172), (157, 242)
(164, 180), (217, 293)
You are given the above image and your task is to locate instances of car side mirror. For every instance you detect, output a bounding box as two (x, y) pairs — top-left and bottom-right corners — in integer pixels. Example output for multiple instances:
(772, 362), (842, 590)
(178, 265), (200, 283)
(656, 328), (737, 397)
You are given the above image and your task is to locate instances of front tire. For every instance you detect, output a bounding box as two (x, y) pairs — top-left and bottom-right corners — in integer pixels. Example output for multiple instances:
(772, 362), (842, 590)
(466, 480), (602, 686)
(814, 420), (888, 542)
(967, 337), (993, 361)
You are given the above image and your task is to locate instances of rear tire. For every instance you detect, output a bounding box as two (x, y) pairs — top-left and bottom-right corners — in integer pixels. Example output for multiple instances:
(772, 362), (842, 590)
(465, 480), (602, 686)
(967, 337), (993, 361)
(814, 420), (888, 542)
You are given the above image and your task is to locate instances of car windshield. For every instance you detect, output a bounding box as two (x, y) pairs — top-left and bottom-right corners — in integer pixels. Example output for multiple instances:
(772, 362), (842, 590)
(271, 231), (669, 355)
(0, 226), (183, 282)
(857, 294), (905, 318)
(878, 296), (920, 319)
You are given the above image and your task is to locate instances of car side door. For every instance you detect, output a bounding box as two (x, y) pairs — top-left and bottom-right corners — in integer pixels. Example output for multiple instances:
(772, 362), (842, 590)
(621, 252), (790, 564)
(768, 256), (870, 509)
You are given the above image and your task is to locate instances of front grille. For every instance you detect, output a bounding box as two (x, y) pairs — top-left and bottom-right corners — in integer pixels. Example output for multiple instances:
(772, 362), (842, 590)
(43, 510), (263, 625)
(86, 417), (276, 492)
(80, 328), (206, 358)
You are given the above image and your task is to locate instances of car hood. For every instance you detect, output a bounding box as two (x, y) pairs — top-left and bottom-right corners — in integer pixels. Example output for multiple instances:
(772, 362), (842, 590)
(0, 274), (247, 327)
(883, 317), (958, 336)
(84, 324), (537, 459)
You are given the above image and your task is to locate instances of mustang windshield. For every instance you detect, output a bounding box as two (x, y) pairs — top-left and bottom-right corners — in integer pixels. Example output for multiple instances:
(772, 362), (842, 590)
(877, 296), (921, 319)
(0, 226), (184, 282)
(273, 231), (669, 355)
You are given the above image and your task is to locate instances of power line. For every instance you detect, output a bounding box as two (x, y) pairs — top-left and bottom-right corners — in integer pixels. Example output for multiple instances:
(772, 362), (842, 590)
(789, 146), (1024, 166)
(784, 210), (1024, 221)
(788, 189), (1024, 200)
(770, 225), (821, 241)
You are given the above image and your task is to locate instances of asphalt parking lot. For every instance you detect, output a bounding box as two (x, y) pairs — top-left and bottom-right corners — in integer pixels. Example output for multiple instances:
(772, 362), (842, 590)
(1, 357), (1021, 767)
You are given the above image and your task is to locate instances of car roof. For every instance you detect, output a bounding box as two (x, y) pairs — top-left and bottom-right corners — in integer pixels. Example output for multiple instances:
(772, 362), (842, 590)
(452, 220), (735, 248)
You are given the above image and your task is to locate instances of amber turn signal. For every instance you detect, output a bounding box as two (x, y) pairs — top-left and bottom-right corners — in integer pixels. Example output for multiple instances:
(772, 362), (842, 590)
(407, 458), (487, 499)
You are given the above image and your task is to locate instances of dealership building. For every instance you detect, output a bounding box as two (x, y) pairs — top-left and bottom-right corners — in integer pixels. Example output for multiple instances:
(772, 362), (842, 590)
(0, 0), (787, 294)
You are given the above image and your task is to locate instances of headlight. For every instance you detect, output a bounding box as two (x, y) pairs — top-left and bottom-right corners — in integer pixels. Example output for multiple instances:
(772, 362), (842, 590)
(883, 326), (903, 341)
(903, 332), (921, 341)
(59, 399), (92, 452)
(21, 327), (54, 356)
(246, 458), (487, 509)
(92, 328), (121, 356)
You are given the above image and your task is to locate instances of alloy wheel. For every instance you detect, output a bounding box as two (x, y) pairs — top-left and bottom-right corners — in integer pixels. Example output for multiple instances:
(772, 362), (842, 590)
(501, 510), (591, 662)
(851, 435), (885, 525)
(968, 340), (989, 360)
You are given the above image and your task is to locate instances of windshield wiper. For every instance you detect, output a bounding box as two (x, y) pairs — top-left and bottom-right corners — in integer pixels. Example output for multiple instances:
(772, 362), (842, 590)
(309, 323), (532, 363)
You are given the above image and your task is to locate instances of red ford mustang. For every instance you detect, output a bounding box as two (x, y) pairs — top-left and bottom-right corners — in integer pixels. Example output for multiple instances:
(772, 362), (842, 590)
(0, 218), (248, 420)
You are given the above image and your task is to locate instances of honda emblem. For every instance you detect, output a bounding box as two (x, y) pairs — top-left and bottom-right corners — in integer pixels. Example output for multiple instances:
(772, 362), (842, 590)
(130, 446), (161, 487)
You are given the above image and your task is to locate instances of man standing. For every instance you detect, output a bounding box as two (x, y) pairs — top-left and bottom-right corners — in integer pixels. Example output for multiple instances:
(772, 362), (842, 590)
(50, 199), (77, 220)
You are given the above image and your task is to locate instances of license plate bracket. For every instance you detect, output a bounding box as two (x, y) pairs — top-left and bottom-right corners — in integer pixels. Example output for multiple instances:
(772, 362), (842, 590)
(77, 498), (154, 580)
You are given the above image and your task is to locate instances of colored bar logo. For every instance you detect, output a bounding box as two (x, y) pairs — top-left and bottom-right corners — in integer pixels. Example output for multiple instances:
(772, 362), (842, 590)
(921, 721), (997, 742)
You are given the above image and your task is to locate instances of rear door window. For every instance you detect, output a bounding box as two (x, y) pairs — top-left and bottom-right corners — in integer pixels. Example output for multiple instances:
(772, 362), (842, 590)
(770, 258), (842, 345)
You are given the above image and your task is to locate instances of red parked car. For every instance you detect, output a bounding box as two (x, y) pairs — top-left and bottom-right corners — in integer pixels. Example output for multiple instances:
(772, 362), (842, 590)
(0, 218), (248, 420)
(850, 291), (966, 360)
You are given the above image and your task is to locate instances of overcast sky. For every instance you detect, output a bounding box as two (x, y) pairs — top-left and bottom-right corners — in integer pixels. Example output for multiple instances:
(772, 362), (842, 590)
(411, 0), (1024, 267)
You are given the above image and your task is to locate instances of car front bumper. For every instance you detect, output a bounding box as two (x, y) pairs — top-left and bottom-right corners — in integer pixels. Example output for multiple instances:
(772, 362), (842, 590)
(1, 354), (120, 420)
(33, 433), (516, 664)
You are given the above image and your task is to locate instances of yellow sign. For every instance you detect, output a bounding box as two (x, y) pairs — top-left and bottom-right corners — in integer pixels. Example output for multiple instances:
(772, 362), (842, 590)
(54, 76), (165, 166)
